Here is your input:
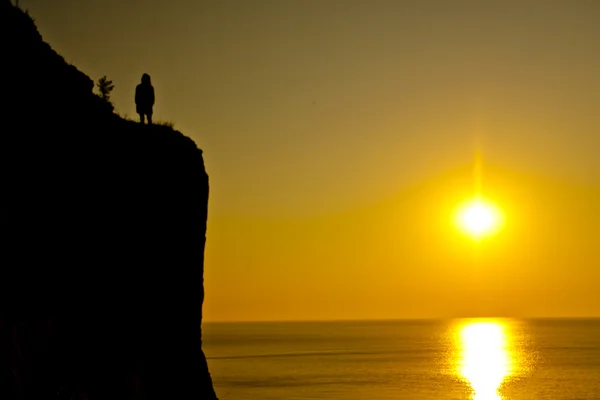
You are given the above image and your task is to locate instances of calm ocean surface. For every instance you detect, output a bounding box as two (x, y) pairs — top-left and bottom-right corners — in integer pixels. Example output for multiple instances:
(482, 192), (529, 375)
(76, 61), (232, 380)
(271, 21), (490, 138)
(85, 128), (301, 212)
(203, 319), (600, 400)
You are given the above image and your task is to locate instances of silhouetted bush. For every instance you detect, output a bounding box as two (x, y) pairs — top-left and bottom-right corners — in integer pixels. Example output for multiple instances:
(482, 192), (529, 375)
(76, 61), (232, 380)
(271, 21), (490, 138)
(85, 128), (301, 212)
(96, 75), (114, 104)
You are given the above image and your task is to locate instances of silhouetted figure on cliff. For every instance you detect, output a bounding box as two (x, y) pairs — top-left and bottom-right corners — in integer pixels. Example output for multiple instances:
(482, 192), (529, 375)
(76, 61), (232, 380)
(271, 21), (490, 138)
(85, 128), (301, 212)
(135, 73), (155, 124)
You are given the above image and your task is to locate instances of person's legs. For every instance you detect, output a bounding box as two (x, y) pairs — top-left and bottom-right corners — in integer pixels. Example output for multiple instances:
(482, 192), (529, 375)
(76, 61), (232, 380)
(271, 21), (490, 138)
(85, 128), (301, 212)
(147, 113), (152, 125)
(139, 113), (145, 124)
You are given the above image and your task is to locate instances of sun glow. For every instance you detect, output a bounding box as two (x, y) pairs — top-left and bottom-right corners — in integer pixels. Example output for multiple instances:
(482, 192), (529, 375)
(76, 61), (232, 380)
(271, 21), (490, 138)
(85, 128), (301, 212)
(455, 199), (503, 239)
(458, 321), (513, 400)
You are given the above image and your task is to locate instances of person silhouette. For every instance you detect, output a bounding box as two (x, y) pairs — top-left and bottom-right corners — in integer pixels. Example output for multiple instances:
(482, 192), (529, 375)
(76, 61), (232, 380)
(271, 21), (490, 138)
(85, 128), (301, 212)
(135, 73), (155, 124)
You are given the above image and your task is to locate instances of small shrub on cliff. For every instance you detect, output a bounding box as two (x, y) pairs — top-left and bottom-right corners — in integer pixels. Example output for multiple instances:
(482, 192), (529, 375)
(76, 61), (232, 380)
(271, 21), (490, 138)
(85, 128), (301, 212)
(97, 75), (115, 104)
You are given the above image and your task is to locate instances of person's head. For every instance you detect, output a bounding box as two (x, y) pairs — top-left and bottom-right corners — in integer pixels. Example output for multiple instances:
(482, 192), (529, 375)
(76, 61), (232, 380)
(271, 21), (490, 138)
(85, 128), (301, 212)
(141, 73), (151, 85)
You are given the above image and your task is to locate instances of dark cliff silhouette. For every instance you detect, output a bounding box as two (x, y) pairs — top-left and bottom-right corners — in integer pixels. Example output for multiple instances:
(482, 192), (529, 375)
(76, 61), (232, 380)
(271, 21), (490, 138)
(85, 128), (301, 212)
(1, 1), (218, 399)
(135, 74), (155, 125)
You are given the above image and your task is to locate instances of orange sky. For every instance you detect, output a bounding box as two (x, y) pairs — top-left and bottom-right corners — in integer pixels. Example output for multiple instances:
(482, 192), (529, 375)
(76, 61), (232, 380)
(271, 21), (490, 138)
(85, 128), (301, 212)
(23, 0), (600, 321)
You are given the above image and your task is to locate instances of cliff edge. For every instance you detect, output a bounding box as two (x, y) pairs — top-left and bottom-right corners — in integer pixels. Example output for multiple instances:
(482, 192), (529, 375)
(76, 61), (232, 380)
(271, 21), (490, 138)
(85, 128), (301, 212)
(1, 1), (218, 398)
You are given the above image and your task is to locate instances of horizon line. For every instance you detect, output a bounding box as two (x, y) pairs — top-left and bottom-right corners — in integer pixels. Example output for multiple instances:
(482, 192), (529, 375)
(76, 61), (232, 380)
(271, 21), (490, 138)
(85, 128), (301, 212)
(203, 316), (600, 324)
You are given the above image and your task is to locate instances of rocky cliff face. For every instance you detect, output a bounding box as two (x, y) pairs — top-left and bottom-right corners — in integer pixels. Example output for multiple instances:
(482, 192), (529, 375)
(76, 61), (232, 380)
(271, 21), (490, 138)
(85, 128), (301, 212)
(1, 1), (217, 398)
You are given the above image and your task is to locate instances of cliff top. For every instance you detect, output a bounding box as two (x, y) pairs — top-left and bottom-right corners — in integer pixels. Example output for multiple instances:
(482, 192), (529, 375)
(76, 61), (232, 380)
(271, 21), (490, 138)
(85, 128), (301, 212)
(1, 0), (199, 152)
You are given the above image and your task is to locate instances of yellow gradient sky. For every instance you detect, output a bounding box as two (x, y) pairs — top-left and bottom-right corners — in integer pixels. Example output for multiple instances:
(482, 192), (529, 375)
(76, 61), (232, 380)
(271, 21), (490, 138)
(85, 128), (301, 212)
(23, 0), (600, 321)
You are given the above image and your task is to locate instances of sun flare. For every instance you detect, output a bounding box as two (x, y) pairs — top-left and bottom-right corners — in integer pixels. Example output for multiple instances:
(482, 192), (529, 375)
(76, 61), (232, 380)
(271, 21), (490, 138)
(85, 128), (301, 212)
(455, 199), (503, 239)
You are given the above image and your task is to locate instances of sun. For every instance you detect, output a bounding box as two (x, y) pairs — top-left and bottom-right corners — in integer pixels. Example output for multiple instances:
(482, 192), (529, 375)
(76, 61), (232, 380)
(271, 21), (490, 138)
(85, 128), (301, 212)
(462, 203), (494, 235)
(455, 198), (503, 239)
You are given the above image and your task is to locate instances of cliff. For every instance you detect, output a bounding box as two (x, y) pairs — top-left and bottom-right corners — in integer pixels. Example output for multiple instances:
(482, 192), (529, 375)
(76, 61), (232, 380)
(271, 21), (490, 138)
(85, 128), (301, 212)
(1, 1), (218, 398)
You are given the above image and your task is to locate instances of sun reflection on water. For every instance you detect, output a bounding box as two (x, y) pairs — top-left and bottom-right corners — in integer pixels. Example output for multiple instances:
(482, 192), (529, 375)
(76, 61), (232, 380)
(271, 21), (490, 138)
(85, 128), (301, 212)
(457, 321), (513, 400)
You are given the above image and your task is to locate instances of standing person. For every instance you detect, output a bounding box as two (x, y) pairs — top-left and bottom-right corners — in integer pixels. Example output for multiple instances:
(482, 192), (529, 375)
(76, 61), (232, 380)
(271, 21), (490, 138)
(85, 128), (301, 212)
(135, 74), (155, 125)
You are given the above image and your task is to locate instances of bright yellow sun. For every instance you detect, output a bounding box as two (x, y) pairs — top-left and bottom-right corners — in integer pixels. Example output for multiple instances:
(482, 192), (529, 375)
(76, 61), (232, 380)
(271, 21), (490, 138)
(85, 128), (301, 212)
(456, 199), (503, 239)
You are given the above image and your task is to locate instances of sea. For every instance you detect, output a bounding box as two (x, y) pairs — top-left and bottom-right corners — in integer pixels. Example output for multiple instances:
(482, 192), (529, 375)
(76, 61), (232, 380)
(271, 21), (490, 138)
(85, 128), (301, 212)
(203, 319), (600, 400)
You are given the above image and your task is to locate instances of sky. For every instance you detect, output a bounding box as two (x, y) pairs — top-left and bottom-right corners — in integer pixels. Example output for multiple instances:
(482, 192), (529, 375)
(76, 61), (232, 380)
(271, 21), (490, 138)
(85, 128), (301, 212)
(21, 0), (600, 321)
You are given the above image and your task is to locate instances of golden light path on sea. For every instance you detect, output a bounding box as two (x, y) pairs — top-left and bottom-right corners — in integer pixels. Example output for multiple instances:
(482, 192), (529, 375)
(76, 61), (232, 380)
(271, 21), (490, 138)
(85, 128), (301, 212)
(456, 321), (513, 400)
